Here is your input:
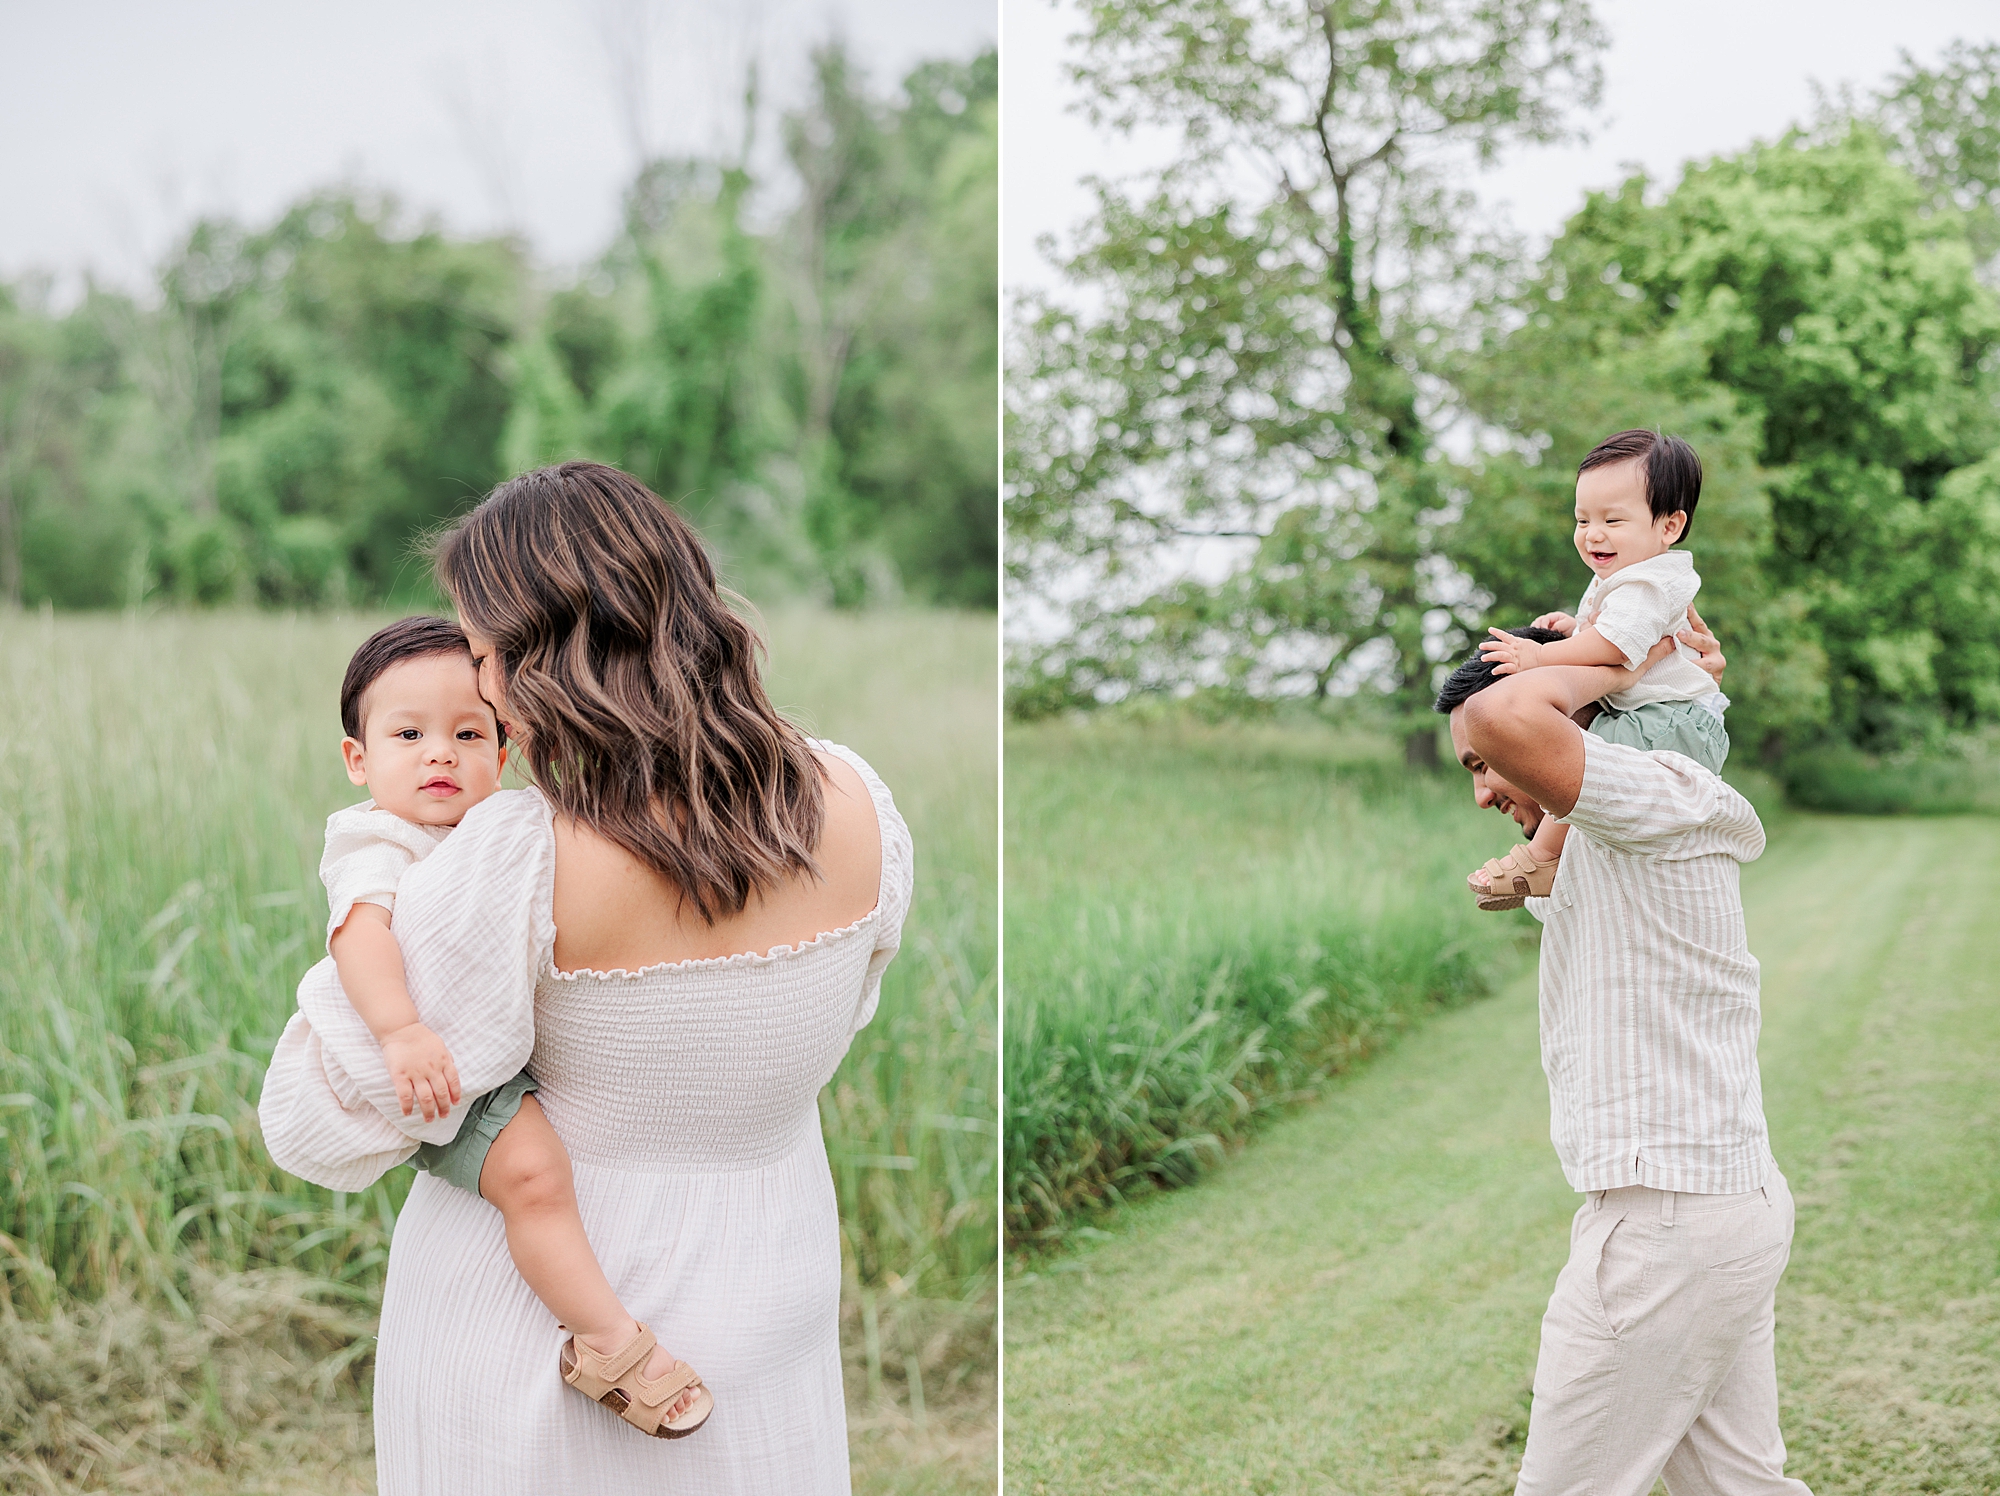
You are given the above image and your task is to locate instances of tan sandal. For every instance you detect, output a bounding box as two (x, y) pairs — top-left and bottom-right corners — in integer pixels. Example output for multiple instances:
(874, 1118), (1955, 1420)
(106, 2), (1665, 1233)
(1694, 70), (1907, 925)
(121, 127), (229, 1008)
(560, 1323), (713, 1439)
(1469, 846), (1559, 906)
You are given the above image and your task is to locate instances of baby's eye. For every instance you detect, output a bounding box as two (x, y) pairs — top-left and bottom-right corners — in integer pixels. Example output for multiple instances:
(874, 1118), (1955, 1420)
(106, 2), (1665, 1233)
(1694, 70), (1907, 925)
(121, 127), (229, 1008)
(396, 729), (421, 741)
(457, 729), (483, 741)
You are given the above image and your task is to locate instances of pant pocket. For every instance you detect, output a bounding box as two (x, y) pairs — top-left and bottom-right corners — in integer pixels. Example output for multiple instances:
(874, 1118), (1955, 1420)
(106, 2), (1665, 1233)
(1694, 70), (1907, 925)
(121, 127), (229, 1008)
(1591, 1215), (1649, 1338)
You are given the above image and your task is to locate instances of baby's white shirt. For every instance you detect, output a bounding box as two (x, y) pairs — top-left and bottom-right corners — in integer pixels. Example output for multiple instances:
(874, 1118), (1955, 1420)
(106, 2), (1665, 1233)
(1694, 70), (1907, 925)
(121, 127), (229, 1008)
(320, 801), (452, 952)
(1575, 549), (1721, 713)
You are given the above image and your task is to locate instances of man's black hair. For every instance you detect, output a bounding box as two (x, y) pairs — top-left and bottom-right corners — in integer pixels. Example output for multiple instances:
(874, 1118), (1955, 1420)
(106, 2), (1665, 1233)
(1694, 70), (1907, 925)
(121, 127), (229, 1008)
(339, 615), (497, 741)
(1432, 627), (1568, 715)
(1579, 428), (1703, 542)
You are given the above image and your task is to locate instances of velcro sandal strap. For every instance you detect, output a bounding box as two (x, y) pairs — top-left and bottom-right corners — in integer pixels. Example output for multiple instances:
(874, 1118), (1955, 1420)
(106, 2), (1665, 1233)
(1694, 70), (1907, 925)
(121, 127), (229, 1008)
(634, 1362), (702, 1409)
(601, 1324), (659, 1383)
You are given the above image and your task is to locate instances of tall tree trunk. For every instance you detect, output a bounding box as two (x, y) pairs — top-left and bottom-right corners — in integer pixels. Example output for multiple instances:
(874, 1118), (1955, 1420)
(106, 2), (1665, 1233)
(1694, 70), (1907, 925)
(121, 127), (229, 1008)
(1404, 721), (1439, 769)
(0, 470), (19, 607)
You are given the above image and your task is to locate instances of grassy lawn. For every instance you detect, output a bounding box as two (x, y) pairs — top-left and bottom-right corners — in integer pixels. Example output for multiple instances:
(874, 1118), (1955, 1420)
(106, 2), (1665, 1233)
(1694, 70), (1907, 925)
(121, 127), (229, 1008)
(1004, 811), (2000, 1495)
(1005, 719), (1540, 1240)
(0, 607), (995, 1495)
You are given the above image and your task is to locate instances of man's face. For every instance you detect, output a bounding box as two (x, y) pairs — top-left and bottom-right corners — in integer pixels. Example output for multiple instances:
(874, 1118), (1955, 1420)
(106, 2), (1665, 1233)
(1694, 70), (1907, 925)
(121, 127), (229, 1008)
(1448, 704), (1545, 836)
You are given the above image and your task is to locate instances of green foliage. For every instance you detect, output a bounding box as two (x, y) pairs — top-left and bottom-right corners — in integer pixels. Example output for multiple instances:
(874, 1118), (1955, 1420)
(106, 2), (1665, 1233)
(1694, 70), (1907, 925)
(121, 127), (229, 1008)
(1004, 717), (1535, 1242)
(1860, 39), (2000, 262)
(1007, 0), (1604, 744)
(1456, 130), (2000, 756)
(1011, 33), (2000, 773)
(0, 46), (996, 613)
(1777, 739), (2000, 815)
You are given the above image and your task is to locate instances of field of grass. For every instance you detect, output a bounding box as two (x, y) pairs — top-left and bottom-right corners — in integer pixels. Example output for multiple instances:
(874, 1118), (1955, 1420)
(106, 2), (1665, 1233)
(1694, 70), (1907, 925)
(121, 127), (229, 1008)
(0, 607), (996, 1495)
(1005, 797), (2000, 1492)
(1004, 717), (1542, 1242)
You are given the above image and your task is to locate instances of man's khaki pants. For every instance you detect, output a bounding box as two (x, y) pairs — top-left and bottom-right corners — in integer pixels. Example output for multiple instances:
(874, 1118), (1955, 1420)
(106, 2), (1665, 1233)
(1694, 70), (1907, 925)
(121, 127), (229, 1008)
(1514, 1168), (1812, 1496)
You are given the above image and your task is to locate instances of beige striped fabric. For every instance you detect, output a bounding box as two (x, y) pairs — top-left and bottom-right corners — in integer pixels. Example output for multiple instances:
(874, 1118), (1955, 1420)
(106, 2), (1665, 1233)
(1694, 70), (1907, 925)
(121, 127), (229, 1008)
(1529, 732), (1772, 1195)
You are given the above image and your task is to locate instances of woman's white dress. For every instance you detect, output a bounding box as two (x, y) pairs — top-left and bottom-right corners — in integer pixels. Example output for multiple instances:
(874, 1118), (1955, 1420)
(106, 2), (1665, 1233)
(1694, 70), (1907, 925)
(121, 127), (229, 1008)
(367, 743), (911, 1495)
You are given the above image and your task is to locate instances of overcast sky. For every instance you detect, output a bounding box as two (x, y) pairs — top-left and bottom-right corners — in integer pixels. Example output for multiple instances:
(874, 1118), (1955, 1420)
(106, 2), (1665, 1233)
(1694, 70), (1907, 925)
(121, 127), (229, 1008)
(1002, 0), (2000, 295)
(1, 0), (995, 297)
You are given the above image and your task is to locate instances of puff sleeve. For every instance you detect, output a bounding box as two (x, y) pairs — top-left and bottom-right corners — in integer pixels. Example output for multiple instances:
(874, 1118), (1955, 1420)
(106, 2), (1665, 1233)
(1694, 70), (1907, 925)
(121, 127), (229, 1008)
(258, 790), (555, 1191)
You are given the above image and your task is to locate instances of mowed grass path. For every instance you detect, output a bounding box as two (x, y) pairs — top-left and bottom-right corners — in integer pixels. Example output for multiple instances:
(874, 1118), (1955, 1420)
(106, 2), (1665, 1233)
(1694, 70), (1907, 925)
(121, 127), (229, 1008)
(1005, 815), (2000, 1495)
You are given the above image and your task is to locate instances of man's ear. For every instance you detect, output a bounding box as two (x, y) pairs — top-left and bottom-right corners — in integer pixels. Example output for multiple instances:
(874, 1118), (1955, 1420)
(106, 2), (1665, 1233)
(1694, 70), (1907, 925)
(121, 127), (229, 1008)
(340, 736), (368, 787)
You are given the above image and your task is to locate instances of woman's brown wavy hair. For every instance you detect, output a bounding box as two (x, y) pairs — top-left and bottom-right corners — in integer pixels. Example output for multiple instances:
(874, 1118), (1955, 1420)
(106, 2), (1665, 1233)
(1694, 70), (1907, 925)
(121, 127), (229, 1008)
(433, 461), (824, 923)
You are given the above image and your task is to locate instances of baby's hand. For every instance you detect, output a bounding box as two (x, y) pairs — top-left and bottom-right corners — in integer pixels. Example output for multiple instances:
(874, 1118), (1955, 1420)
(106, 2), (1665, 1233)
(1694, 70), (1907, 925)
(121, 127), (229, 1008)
(382, 1023), (462, 1121)
(1479, 628), (1543, 675)
(1529, 612), (1578, 636)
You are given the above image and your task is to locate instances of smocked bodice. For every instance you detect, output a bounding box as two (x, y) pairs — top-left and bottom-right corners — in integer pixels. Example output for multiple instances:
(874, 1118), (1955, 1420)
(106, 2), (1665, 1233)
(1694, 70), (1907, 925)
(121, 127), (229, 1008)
(529, 914), (885, 1172)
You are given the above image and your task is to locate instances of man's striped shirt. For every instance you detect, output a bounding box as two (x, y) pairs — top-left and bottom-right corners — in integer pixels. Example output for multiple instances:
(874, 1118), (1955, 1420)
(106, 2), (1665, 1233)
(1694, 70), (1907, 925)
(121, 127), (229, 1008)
(1530, 732), (1771, 1195)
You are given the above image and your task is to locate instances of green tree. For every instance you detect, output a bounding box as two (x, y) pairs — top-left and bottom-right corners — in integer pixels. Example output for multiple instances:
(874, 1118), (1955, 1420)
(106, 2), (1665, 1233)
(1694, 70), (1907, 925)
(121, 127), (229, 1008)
(1452, 130), (2000, 753)
(3, 47), (997, 615)
(779, 46), (999, 606)
(588, 161), (783, 581)
(1838, 40), (2000, 265)
(1007, 0), (1604, 755)
(0, 283), (79, 604)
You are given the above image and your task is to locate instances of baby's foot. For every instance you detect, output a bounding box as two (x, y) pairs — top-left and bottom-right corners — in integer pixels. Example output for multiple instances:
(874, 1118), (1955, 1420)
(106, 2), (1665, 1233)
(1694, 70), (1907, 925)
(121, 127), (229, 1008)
(571, 1322), (702, 1422)
(1468, 846), (1559, 907)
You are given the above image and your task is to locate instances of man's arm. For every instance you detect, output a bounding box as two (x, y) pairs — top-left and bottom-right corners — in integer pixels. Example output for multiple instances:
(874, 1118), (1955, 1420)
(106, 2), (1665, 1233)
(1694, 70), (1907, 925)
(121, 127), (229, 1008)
(1462, 637), (1681, 817)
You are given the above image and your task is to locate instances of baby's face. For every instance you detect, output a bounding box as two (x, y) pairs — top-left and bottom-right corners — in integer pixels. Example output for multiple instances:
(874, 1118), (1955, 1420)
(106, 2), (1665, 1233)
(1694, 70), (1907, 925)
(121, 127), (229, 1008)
(340, 653), (506, 827)
(1574, 458), (1686, 578)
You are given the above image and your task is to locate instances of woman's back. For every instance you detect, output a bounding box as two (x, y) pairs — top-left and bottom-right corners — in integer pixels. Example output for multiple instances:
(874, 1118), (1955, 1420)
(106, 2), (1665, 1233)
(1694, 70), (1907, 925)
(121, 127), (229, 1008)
(375, 741), (910, 1493)
(550, 750), (883, 974)
(534, 745), (903, 1174)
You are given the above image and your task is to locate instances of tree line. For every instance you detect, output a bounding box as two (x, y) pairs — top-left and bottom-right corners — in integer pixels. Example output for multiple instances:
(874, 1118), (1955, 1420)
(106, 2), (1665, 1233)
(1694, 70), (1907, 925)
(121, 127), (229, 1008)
(0, 45), (996, 613)
(1007, 7), (2000, 765)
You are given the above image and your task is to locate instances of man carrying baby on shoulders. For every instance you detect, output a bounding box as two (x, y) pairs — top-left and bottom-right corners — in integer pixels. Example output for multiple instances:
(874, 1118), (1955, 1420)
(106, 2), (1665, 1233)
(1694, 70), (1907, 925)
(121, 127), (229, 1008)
(1434, 430), (1812, 1496)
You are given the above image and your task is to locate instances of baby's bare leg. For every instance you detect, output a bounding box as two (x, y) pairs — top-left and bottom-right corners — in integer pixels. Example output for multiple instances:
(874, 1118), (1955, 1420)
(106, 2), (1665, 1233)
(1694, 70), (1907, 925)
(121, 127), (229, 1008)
(1526, 814), (1570, 865)
(478, 1097), (695, 1413)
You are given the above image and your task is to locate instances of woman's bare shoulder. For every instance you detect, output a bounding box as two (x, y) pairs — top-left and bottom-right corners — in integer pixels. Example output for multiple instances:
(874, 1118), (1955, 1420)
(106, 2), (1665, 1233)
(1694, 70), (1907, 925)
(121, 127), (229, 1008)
(812, 748), (884, 899)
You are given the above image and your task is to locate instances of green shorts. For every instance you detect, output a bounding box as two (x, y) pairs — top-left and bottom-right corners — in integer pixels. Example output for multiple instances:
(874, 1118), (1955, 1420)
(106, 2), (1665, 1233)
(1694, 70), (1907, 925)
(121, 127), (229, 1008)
(1588, 698), (1729, 774)
(409, 1068), (537, 1199)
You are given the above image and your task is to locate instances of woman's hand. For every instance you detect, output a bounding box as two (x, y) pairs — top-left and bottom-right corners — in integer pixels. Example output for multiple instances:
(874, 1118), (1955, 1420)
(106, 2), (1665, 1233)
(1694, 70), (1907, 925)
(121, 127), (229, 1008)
(1480, 628), (1544, 676)
(1529, 611), (1579, 636)
(383, 1022), (463, 1121)
(1678, 603), (1725, 688)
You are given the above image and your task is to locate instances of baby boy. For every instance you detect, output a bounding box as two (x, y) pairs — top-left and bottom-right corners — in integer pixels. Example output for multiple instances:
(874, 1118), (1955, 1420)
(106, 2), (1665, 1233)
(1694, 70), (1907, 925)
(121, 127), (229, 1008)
(273, 615), (708, 1438)
(1467, 429), (1728, 906)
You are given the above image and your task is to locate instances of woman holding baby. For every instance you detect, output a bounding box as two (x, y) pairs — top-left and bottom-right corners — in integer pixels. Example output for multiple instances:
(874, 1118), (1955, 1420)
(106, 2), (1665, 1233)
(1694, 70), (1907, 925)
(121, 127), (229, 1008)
(261, 460), (911, 1494)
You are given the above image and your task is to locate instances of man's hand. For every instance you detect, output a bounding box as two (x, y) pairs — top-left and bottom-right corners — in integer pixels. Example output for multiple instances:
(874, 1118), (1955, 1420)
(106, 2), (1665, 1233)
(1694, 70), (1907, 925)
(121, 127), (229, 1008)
(1479, 628), (1545, 675)
(1530, 611), (1579, 636)
(1678, 603), (1725, 687)
(382, 1022), (462, 1121)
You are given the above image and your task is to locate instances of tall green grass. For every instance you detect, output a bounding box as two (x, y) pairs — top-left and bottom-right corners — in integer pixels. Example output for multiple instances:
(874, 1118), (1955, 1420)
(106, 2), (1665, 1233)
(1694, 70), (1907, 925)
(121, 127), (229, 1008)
(0, 610), (994, 1435)
(1778, 740), (2000, 815)
(1004, 717), (1540, 1243)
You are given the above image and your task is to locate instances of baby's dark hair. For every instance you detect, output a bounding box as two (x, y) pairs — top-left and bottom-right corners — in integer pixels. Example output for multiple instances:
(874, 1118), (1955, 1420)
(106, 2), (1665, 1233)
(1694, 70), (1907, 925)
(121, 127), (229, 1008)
(339, 615), (494, 741)
(1433, 627), (1568, 715)
(1579, 429), (1702, 542)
